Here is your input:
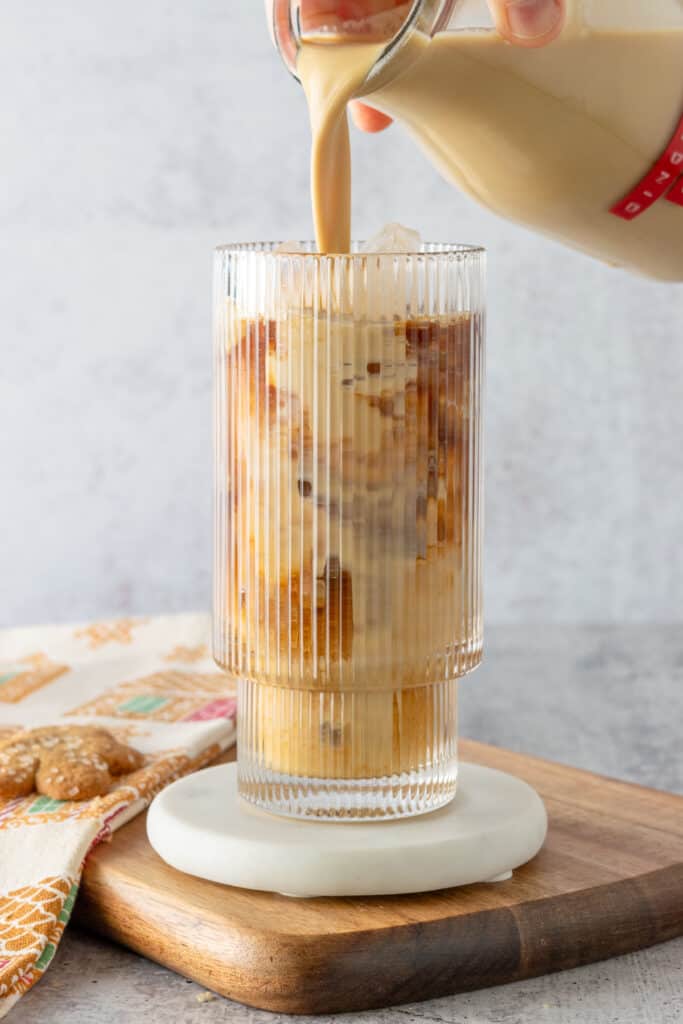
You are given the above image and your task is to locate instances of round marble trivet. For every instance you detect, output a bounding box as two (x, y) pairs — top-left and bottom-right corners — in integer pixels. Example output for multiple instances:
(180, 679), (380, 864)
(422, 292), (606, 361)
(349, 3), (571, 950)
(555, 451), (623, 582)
(147, 763), (547, 898)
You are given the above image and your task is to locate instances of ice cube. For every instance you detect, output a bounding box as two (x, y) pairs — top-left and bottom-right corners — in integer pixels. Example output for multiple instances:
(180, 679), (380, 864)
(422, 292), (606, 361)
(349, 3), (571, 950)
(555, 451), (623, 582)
(274, 241), (308, 253)
(362, 223), (422, 253)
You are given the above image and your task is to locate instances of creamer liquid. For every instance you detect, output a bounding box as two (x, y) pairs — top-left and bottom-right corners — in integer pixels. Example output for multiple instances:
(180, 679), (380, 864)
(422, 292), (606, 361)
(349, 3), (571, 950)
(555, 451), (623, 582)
(299, 40), (384, 253)
(299, 27), (683, 279)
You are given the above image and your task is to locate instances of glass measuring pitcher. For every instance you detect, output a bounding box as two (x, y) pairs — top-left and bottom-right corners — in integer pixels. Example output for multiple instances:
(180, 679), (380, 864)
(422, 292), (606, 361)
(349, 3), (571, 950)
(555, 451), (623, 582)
(268, 0), (683, 281)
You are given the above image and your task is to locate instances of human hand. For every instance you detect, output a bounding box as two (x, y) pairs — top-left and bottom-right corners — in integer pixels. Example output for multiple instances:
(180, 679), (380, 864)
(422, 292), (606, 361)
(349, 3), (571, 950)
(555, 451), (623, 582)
(295, 0), (566, 132)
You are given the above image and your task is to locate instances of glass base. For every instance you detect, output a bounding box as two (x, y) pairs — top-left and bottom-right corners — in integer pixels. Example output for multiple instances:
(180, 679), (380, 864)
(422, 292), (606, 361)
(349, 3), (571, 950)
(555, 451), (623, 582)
(237, 677), (458, 820)
(238, 763), (458, 821)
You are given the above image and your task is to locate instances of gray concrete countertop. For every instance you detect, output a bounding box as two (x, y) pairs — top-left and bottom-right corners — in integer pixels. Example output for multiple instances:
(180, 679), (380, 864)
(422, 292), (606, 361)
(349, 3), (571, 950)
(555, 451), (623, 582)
(15, 626), (683, 1024)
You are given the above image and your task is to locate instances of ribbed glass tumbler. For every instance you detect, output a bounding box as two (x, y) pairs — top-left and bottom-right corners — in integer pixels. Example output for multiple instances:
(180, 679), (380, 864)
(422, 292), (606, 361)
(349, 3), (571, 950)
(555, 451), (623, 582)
(214, 242), (485, 819)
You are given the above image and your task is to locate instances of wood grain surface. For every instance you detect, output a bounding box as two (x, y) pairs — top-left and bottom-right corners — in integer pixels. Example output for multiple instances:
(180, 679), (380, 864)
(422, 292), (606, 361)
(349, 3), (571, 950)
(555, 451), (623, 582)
(75, 741), (683, 1014)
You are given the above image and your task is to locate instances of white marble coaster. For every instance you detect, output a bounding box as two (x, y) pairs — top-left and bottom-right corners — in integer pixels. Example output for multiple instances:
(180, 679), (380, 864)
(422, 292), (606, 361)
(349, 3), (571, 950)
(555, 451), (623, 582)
(147, 763), (547, 898)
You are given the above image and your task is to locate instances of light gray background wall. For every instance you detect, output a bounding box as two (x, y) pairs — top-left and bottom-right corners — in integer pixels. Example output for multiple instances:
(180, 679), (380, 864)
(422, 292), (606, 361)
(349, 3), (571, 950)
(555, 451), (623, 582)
(1, 1), (682, 628)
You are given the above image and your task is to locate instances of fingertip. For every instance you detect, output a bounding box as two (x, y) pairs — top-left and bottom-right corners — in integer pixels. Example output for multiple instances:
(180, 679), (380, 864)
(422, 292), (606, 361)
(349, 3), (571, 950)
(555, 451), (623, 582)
(495, 0), (565, 48)
(350, 101), (393, 134)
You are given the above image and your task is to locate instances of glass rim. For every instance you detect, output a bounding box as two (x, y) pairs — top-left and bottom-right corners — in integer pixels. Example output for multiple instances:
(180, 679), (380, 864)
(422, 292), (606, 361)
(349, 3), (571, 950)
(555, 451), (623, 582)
(214, 240), (486, 259)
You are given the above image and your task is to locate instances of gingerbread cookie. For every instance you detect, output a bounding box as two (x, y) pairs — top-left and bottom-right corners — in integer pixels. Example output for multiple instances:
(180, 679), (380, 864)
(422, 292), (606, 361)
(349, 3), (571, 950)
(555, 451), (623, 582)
(0, 725), (145, 801)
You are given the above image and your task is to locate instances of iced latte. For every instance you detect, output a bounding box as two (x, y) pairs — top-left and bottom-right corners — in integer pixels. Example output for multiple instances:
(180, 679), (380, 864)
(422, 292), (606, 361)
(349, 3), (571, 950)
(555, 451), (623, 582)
(214, 243), (484, 818)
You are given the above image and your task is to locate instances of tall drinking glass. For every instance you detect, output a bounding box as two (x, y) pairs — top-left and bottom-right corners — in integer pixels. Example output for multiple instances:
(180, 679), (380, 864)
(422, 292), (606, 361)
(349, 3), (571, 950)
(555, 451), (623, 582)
(214, 242), (485, 819)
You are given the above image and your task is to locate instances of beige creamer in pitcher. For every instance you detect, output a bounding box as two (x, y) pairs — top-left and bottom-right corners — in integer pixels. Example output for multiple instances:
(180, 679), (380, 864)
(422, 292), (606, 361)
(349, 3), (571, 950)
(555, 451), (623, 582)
(269, 0), (683, 280)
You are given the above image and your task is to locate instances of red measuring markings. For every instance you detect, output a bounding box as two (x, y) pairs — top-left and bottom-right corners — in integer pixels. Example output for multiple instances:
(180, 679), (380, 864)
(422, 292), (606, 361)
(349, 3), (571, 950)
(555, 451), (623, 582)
(610, 112), (683, 221)
(667, 176), (683, 208)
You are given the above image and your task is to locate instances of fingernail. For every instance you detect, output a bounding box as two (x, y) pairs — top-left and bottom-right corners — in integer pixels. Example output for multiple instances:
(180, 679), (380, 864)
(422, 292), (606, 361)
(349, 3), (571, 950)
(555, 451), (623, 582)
(505, 0), (562, 40)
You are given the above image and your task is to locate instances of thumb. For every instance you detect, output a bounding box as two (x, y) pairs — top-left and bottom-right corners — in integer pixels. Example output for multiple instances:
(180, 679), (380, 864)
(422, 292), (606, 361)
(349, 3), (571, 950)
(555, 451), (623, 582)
(490, 0), (564, 46)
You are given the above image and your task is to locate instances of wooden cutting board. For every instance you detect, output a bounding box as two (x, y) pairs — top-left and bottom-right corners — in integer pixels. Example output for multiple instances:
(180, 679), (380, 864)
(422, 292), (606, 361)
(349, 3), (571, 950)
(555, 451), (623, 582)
(75, 740), (683, 1014)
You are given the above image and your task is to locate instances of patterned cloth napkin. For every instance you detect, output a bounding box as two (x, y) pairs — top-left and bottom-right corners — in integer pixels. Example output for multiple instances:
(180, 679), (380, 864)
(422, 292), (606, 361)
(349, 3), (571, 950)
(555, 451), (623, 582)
(0, 613), (235, 1019)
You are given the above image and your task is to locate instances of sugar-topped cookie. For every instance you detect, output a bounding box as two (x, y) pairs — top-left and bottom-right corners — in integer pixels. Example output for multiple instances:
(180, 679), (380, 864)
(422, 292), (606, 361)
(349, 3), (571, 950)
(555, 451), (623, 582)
(0, 725), (144, 801)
